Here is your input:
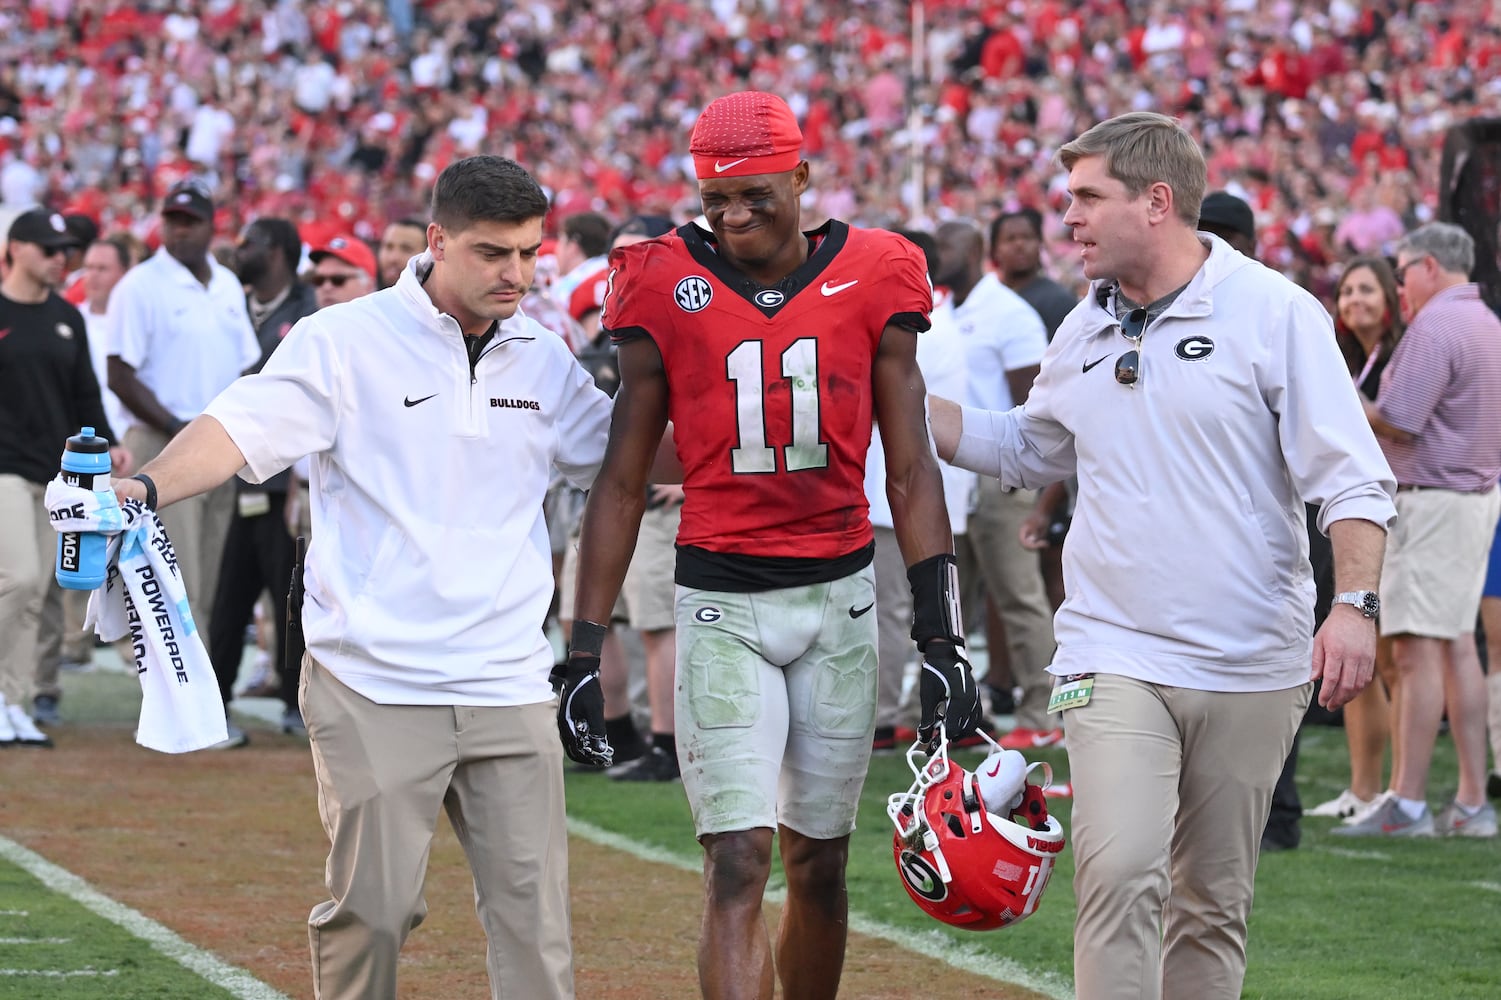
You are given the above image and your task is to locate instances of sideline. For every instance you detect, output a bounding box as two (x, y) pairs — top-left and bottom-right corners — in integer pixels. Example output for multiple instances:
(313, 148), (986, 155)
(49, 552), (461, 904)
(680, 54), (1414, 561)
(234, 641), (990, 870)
(0, 835), (289, 1000)
(566, 817), (1076, 1000)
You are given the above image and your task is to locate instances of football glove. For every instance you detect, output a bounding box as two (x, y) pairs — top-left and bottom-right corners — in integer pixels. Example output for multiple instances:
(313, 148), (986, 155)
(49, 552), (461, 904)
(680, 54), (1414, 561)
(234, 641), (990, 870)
(917, 639), (982, 749)
(553, 620), (614, 767)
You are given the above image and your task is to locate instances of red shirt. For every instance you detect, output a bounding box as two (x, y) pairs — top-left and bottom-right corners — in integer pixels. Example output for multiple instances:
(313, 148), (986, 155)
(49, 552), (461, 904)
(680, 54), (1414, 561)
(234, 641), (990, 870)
(603, 222), (931, 564)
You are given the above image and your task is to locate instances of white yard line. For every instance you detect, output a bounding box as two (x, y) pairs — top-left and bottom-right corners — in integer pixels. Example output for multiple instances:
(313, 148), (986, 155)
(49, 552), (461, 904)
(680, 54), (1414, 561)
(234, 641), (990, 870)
(567, 817), (1076, 1000)
(0, 836), (288, 1000)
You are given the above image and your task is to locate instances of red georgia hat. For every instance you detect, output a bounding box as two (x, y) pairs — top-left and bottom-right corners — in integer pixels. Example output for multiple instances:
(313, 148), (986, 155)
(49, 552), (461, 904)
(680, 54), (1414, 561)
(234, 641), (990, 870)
(690, 91), (803, 180)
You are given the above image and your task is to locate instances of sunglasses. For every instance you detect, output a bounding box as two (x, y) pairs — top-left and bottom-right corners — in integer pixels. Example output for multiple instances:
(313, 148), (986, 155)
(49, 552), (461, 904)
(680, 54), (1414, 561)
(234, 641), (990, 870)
(41, 245), (67, 258)
(1115, 306), (1148, 387)
(309, 273), (357, 288)
(1393, 255), (1427, 288)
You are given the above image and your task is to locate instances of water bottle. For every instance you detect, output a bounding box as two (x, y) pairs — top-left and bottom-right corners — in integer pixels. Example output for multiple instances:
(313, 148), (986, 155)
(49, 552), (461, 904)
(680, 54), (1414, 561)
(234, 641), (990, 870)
(56, 426), (111, 590)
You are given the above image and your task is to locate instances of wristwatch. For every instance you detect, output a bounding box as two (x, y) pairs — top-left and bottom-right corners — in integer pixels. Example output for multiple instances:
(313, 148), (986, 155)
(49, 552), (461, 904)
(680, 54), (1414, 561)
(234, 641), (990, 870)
(1333, 590), (1380, 619)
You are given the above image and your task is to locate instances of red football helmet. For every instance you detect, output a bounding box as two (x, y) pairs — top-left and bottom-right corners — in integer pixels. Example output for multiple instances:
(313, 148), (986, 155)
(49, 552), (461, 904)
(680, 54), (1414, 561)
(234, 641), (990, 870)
(887, 728), (1066, 931)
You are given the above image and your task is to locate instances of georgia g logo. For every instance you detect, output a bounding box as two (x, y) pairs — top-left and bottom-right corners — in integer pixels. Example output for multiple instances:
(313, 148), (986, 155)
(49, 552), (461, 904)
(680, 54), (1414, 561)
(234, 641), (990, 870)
(1175, 336), (1215, 361)
(693, 606), (723, 623)
(897, 850), (948, 902)
(674, 275), (713, 313)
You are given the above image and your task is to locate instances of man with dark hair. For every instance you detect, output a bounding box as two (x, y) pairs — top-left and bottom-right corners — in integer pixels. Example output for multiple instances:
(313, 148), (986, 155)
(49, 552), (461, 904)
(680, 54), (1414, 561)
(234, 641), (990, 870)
(376, 217), (427, 289)
(201, 217), (319, 745)
(551, 210), (613, 306)
(990, 207), (1078, 340)
(570, 91), (977, 1000)
(103, 155), (611, 999)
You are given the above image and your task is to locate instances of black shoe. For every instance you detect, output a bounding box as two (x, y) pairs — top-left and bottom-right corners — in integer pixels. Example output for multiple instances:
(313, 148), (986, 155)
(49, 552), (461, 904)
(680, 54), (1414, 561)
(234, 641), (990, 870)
(32, 695), (60, 727)
(985, 683), (1016, 717)
(1488, 772), (1501, 800)
(609, 746), (680, 782)
(1260, 826), (1300, 853)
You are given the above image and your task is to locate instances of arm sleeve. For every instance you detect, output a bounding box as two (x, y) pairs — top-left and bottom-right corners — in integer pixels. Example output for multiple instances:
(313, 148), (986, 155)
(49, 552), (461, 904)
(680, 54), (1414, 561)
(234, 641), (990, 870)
(883, 239), (933, 333)
(950, 335), (1077, 488)
(1264, 287), (1396, 532)
(601, 244), (654, 344)
(552, 348), (615, 491)
(202, 314), (342, 483)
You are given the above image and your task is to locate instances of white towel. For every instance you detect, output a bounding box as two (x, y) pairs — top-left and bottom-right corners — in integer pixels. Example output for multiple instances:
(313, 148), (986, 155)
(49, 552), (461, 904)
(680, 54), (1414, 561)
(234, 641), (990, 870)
(45, 479), (228, 753)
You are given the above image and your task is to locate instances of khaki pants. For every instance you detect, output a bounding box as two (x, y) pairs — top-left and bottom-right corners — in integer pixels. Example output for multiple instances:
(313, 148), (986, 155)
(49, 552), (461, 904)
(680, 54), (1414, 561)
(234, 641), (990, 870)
(302, 658), (573, 1000)
(36, 584), (94, 699)
(1066, 674), (1309, 1000)
(962, 478), (1056, 729)
(125, 425), (234, 640)
(0, 475), (52, 707)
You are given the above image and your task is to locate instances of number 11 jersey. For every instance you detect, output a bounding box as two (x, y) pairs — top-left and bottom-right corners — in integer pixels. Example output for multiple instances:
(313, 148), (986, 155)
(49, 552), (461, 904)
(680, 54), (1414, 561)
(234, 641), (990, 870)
(602, 220), (932, 581)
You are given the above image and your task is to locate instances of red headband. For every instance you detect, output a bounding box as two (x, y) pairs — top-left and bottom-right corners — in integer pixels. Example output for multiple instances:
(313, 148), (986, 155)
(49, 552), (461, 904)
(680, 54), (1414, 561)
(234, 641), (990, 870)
(690, 91), (803, 180)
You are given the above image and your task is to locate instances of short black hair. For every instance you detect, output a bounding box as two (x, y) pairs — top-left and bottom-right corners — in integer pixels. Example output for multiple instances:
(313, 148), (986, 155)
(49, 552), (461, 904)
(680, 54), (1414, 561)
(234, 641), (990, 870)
(891, 228), (939, 281)
(563, 212), (614, 258)
(431, 156), (549, 232)
(247, 217), (303, 274)
(989, 207), (1043, 249)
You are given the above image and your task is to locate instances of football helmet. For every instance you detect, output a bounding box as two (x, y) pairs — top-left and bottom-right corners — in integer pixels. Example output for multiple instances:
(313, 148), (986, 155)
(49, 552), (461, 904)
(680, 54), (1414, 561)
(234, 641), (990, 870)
(887, 727), (1066, 931)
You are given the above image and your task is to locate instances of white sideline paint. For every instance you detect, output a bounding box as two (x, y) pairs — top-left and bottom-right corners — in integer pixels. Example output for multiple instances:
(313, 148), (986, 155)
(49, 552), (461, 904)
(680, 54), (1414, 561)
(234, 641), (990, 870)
(0, 936), (71, 944)
(0, 968), (119, 977)
(1471, 881), (1501, 895)
(567, 818), (1076, 1000)
(0, 836), (288, 1000)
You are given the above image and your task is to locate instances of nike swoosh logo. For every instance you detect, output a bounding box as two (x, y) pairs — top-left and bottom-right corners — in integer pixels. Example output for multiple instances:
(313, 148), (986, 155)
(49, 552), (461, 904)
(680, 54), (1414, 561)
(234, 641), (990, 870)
(403, 394), (438, 408)
(820, 280), (859, 296)
(848, 602), (874, 619)
(714, 158), (748, 173)
(983, 760), (1004, 778)
(1082, 356), (1109, 373)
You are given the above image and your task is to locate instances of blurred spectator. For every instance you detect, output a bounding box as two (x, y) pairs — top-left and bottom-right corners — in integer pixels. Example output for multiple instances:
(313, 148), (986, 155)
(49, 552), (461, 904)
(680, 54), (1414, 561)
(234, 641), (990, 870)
(1339, 223), (1501, 839)
(550, 211), (612, 308)
(377, 218), (427, 289)
(309, 233), (377, 309)
(107, 179), (260, 651)
(0, 209), (126, 746)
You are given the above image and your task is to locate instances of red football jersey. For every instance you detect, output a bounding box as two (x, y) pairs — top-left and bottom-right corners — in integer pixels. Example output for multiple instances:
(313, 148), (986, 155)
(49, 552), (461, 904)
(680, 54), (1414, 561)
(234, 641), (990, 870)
(602, 221), (931, 560)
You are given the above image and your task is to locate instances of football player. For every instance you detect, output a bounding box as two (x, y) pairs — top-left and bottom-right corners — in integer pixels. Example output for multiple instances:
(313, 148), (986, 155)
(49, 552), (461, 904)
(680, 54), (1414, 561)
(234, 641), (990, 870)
(564, 91), (980, 1000)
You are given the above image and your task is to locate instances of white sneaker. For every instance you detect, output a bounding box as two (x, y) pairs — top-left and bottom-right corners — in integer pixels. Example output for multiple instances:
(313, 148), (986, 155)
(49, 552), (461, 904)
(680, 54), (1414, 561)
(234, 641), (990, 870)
(5, 703), (54, 748)
(1306, 788), (1375, 819)
(0, 696), (16, 745)
(1434, 797), (1498, 838)
(1331, 792), (1433, 837)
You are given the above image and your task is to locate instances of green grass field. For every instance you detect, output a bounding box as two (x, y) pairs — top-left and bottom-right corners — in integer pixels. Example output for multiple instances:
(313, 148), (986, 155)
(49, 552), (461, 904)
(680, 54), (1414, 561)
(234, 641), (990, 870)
(564, 725), (1501, 999)
(7, 666), (1500, 998)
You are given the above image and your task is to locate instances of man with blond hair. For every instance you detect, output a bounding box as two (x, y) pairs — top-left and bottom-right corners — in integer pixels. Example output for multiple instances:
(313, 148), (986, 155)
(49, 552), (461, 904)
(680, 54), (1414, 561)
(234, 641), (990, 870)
(929, 112), (1396, 1000)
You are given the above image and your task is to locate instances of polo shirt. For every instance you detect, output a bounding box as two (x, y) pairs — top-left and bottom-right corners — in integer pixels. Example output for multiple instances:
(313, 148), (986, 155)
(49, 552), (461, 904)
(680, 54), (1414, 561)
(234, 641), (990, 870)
(952, 272), (1048, 412)
(1376, 283), (1501, 492)
(107, 248), (259, 422)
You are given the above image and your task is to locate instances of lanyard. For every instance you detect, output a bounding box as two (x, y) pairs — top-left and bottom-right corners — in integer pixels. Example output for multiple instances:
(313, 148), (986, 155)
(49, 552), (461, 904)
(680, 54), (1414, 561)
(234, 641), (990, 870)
(1353, 343), (1382, 392)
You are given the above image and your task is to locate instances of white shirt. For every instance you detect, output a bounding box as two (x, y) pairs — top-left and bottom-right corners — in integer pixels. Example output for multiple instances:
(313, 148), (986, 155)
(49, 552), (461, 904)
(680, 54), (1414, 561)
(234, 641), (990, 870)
(107, 248), (259, 422)
(953, 237), (1397, 693)
(951, 272), (1048, 412)
(865, 289), (975, 534)
(82, 306), (130, 441)
(204, 253), (613, 707)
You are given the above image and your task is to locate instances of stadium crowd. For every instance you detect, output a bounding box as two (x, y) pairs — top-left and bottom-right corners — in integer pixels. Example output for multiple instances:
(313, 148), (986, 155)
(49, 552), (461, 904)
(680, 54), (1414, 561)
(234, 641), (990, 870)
(1, 0), (1498, 303)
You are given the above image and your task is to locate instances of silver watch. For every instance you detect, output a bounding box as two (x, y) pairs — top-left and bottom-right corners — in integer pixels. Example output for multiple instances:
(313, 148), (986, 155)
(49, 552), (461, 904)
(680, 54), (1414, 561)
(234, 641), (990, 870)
(1333, 590), (1380, 619)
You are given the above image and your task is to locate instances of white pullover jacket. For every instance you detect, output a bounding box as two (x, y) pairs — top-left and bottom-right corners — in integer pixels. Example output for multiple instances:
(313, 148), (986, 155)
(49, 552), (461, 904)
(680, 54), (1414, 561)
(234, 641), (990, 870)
(206, 254), (612, 705)
(953, 237), (1396, 692)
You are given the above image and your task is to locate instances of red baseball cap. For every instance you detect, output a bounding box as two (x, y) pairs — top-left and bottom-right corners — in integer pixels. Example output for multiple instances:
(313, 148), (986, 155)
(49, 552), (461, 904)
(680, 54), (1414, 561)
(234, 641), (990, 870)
(568, 267), (611, 322)
(309, 233), (377, 281)
(690, 91), (803, 180)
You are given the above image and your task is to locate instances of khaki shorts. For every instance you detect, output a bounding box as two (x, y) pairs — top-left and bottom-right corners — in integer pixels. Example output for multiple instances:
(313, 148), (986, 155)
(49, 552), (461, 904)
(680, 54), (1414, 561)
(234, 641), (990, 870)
(1381, 485), (1501, 639)
(557, 504), (679, 629)
(674, 565), (878, 840)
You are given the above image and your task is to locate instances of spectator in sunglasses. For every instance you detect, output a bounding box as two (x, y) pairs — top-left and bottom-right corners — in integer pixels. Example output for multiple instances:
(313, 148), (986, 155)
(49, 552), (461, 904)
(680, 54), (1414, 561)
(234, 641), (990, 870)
(308, 235), (377, 309)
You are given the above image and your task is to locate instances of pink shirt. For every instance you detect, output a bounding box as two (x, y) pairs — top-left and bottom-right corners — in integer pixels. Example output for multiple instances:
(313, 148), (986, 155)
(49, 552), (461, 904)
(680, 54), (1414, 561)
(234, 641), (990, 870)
(1377, 284), (1501, 491)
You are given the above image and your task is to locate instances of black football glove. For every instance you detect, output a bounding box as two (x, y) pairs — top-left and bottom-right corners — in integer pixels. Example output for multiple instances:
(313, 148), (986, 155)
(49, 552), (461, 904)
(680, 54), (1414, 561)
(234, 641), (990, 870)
(917, 639), (982, 749)
(554, 621), (614, 767)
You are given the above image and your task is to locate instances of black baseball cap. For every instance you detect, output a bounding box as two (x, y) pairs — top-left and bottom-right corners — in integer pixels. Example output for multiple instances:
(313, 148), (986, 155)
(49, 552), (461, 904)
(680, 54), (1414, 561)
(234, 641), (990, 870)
(161, 179), (214, 221)
(1198, 191), (1255, 241)
(610, 214), (675, 244)
(7, 208), (80, 249)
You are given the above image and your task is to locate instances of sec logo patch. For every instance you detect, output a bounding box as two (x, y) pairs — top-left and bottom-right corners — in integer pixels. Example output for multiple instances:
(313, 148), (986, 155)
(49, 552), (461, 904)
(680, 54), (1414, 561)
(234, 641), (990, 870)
(674, 276), (713, 313)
